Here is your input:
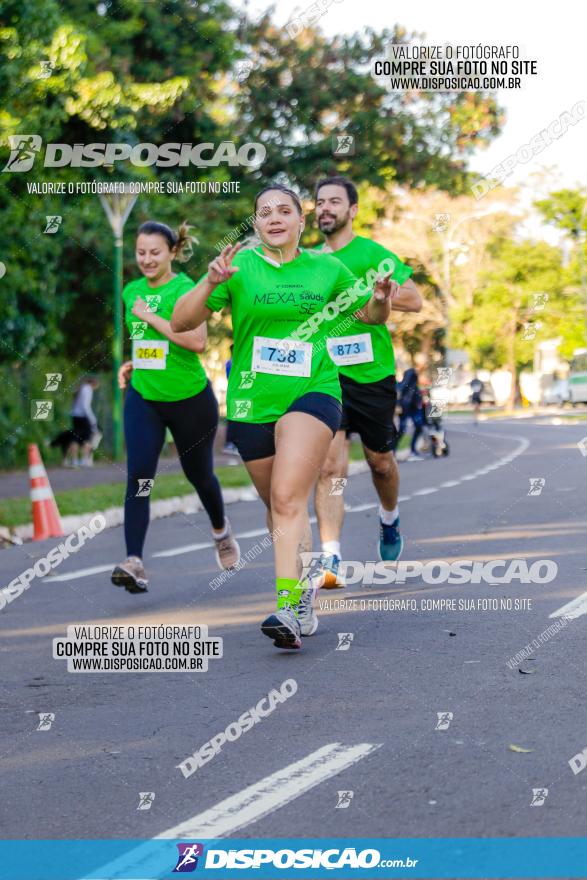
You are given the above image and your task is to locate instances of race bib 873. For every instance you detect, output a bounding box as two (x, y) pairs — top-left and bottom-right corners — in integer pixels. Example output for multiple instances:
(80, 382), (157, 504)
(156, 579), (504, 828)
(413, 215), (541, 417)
(327, 333), (374, 366)
(251, 336), (312, 378)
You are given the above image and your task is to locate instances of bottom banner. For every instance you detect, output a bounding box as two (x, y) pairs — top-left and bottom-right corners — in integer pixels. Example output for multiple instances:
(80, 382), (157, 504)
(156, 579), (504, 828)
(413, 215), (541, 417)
(2, 838), (587, 879)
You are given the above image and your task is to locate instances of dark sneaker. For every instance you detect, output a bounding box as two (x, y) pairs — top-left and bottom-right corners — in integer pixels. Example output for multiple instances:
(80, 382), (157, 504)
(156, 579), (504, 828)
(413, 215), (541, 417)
(214, 519), (241, 570)
(378, 516), (404, 562)
(261, 606), (302, 649)
(111, 556), (148, 593)
(319, 553), (346, 589)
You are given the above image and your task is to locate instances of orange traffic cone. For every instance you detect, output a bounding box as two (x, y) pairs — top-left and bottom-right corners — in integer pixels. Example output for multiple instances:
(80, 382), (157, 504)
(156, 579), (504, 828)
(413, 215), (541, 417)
(28, 444), (63, 541)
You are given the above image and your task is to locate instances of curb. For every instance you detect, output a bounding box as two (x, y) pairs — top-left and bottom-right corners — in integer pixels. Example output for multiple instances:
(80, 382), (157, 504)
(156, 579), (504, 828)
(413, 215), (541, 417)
(9, 460), (373, 544)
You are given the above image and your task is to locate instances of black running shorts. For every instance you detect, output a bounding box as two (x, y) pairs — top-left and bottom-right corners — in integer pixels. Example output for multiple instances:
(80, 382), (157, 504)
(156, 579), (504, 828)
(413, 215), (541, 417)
(339, 373), (398, 453)
(229, 392), (342, 462)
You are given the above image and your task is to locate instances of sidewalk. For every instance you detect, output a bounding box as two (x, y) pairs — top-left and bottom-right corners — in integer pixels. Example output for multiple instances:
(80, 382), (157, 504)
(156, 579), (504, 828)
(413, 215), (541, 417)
(0, 442), (239, 501)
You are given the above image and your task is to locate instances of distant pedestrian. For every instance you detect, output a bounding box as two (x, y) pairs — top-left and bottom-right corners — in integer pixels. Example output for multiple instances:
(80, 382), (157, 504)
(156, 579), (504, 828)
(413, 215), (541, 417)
(51, 376), (100, 467)
(470, 377), (484, 422)
(397, 368), (425, 460)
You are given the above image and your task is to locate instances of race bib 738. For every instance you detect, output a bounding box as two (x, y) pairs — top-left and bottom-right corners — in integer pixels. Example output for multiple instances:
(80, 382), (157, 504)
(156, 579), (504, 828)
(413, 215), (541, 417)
(251, 336), (312, 378)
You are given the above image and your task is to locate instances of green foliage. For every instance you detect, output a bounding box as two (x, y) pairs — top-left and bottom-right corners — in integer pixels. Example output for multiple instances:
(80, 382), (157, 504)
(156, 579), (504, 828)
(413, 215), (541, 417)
(450, 237), (569, 374)
(0, 0), (507, 464)
(234, 18), (503, 197)
(534, 188), (587, 356)
(535, 189), (587, 238)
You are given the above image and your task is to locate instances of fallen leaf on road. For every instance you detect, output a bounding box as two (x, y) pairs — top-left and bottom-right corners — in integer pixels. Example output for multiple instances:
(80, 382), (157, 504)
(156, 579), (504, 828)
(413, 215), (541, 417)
(509, 744), (534, 753)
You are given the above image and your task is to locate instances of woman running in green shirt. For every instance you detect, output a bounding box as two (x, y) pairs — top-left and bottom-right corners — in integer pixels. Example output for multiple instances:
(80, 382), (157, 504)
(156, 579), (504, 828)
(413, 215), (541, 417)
(172, 186), (399, 649)
(111, 220), (240, 594)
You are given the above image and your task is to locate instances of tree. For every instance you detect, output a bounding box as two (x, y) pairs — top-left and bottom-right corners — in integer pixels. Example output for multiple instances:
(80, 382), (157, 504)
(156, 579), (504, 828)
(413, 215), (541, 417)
(0, 1), (507, 463)
(234, 16), (504, 197)
(534, 188), (587, 357)
(451, 238), (567, 408)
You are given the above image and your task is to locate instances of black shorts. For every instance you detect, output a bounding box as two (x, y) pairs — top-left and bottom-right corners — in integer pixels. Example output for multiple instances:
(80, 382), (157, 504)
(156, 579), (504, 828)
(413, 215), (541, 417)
(228, 392), (342, 462)
(72, 416), (93, 443)
(471, 392), (482, 405)
(339, 373), (397, 453)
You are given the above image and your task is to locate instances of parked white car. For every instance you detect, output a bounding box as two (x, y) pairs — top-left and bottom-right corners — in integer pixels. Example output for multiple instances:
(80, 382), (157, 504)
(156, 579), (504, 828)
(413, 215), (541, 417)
(429, 382), (495, 406)
(542, 379), (570, 406)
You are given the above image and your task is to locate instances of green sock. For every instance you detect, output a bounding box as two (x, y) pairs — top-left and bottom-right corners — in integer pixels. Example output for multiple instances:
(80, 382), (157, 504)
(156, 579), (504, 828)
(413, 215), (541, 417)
(276, 577), (304, 610)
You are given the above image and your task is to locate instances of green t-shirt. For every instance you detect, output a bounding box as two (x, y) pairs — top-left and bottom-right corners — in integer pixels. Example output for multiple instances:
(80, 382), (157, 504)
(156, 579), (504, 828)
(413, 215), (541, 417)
(204, 247), (372, 423)
(122, 272), (208, 402)
(317, 235), (413, 383)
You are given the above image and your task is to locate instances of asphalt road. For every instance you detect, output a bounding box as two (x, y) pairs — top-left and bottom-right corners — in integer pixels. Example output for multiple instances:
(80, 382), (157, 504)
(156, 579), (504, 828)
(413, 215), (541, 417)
(2, 417), (587, 847)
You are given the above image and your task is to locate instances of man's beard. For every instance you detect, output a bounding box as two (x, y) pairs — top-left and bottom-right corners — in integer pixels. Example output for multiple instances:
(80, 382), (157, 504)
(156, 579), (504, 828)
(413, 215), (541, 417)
(318, 211), (350, 234)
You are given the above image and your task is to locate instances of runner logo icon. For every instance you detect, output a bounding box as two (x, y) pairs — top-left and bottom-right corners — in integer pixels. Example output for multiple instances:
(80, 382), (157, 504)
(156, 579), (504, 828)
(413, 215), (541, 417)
(44, 215), (62, 233)
(329, 477), (347, 496)
(435, 711), (453, 730)
(137, 792), (155, 810)
(332, 134), (355, 155)
(434, 367), (452, 386)
(530, 787), (548, 806)
(130, 321), (147, 340)
(2, 135), (42, 172)
(31, 400), (53, 420)
(44, 373), (62, 391)
(335, 790), (354, 808)
(233, 400), (252, 419)
(136, 479), (154, 497)
(299, 551), (325, 582)
(37, 713), (55, 731)
(173, 843), (204, 872)
(336, 632), (354, 651)
(528, 478), (545, 496)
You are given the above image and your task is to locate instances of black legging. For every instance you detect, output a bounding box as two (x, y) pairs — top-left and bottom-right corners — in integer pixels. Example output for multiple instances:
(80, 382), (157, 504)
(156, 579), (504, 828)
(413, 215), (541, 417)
(124, 383), (225, 557)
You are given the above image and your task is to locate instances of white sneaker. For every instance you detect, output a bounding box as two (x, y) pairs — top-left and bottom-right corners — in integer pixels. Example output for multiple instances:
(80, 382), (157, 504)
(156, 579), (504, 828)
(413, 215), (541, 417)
(261, 606), (302, 649)
(296, 584), (319, 636)
(213, 519), (241, 570)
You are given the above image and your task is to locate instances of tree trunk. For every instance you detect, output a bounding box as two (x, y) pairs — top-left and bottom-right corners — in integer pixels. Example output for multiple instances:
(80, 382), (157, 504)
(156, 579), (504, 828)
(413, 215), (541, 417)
(506, 307), (518, 411)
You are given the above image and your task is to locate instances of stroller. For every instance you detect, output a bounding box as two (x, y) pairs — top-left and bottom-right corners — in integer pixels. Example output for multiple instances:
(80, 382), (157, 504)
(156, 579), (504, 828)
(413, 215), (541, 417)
(422, 389), (450, 458)
(426, 414), (450, 457)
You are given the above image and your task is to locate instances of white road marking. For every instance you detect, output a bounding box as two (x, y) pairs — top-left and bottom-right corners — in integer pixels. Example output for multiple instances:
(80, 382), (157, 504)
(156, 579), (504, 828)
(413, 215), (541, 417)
(158, 742), (380, 839)
(153, 540), (213, 558)
(44, 430), (530, 581)
(549, 592), (587, 620)
(44, 564), (113, 583)
(83, 743), (380, 879)
(154, 520), (318, 559)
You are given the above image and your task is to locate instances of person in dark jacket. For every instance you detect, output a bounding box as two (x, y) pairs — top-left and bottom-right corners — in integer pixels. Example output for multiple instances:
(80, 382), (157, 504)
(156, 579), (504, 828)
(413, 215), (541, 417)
(397, 368), (425, 459)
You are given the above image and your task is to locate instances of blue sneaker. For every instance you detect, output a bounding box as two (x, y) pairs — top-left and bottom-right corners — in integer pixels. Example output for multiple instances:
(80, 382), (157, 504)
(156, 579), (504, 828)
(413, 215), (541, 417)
(319, 553), (346, 589)
(378, 516), (404, 562)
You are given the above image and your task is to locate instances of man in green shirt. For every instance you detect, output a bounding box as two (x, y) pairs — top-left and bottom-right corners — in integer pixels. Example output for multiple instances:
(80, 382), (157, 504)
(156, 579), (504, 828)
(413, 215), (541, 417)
(313, 177), (422, 583)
